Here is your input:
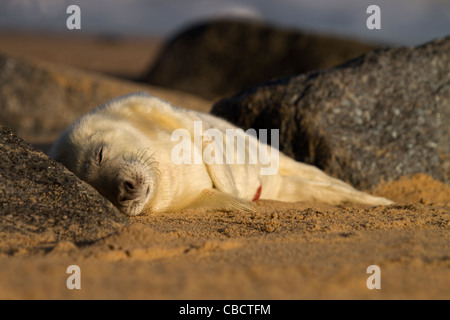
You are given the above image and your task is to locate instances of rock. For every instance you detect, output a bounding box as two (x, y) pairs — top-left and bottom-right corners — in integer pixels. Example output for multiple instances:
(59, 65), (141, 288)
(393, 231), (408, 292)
(0, 54), (212, 144)
(144, 19), (378, 99)
(212, 37), (450, 189)
(0, 127), (128, 251)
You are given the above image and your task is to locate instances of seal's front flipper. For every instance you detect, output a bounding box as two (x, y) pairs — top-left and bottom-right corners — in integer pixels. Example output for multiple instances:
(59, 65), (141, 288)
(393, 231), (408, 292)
(202, 141), (261, 200)
(204, 161), (240, 197)
(186, 189), (255, 212)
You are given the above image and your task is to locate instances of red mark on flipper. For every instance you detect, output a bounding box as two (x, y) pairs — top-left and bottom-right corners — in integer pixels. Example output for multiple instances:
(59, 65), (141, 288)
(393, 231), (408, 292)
(252, 184), (262, 201)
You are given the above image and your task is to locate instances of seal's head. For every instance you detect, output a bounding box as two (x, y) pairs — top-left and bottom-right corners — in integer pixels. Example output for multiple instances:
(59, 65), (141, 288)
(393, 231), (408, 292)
(49, 108), (158, 216)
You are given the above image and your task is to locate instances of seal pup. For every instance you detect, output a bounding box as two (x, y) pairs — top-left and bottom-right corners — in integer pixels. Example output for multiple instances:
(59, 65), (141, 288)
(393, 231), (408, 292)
(49, 93), (393, 216)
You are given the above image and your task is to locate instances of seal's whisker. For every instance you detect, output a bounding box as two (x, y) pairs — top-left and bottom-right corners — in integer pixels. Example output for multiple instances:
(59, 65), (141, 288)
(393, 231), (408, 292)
(125, 147), (160, 179)
(137, 147), (151, 163)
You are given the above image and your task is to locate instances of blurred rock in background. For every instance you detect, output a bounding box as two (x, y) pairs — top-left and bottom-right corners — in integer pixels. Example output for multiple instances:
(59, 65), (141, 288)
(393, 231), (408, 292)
(0, 54), (212, 148)
(144, 19), (379, 99)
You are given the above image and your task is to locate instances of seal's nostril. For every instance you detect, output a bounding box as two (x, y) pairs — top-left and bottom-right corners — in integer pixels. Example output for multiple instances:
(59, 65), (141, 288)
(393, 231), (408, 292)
(120, 180), (139, 202)
(124, 180), (135, 190)
(146, 186), (150, 196)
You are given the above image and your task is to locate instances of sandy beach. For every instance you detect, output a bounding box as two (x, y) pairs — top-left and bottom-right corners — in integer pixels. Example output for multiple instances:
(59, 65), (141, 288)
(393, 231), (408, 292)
(0, 32), (448, 300)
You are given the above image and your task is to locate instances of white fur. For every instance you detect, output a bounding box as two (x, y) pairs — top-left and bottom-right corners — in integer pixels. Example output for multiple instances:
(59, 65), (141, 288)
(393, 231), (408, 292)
(49, 93), (393, 216)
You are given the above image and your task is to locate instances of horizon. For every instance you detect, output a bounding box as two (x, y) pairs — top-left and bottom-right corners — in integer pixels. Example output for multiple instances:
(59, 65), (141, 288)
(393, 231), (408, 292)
(1, 0), (449, 46)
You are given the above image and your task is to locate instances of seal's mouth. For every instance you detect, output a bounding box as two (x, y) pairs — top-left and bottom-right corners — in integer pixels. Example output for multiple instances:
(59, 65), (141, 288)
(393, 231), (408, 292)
(118, 198), (147, 217)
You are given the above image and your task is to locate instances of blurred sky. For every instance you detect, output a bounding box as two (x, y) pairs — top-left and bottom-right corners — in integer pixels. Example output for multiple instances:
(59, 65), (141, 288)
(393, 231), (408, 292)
(1, 0), (449, 45)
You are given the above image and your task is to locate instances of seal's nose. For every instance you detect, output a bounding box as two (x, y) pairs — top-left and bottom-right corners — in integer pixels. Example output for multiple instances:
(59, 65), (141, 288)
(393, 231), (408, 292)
(122, 180), (137, 199)
(119, 178), (147, 201)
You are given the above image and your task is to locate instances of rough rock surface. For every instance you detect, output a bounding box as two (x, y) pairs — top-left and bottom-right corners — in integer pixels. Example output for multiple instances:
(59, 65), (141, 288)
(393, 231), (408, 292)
(0, 54), (211, 143)
(212, 37), (450, 189)
(145, 19), (378, 99)
(0, 127), (128, 250)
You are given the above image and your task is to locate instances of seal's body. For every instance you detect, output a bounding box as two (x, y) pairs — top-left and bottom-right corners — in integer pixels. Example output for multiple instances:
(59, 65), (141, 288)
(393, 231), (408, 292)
(49, 93), (392, 216)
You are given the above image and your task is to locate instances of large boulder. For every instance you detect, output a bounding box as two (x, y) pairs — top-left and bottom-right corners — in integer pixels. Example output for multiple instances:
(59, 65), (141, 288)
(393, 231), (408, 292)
(144, 19), (378, 99)
(0, 127), (128, 252)
(0, 54), (211, 144)
(212, 36), (450, 190)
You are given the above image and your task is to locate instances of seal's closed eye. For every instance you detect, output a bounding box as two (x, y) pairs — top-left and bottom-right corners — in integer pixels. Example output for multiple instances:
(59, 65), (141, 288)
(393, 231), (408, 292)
(97, 147), (104, 165)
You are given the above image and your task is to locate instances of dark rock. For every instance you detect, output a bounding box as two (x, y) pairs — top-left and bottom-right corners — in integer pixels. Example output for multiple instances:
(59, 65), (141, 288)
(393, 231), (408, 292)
(0, 127), (128, 250)
(144, 19), (379, 99)
(212, 37), (450, 189)
(0, 54), (212, 144)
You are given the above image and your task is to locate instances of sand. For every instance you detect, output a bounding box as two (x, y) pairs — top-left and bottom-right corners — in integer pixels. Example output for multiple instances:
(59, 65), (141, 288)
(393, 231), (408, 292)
(0, 32), (448, 300)
(0, 31), (161, 79)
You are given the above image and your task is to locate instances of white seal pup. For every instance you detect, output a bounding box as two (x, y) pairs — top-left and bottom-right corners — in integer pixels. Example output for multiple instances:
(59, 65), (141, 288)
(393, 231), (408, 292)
(49, 93), (393, 216)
